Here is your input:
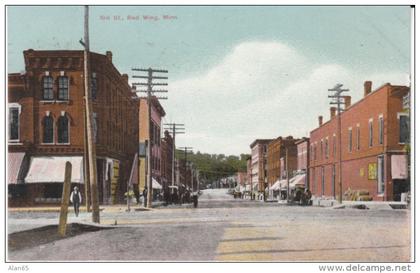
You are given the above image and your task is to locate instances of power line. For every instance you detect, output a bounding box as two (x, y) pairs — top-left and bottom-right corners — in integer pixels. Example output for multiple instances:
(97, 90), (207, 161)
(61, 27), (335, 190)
(131, 67), (168, 208)
(328, 83), (349, 204)
(162, 123), (185, 190)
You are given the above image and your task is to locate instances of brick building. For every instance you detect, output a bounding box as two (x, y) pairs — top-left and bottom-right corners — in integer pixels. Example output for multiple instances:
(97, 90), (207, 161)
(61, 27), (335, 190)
(8, 49), (138, 206)
(237, 172), (247, 186)
(160, 130), (174, 189)
(250, 139), (272, 195)
(246, 158), (252, 187)
(309, 81), (410, 201)
(138, 96), (166, 193)
(266, 136), (300, 188)
(295, 137), (310, 188)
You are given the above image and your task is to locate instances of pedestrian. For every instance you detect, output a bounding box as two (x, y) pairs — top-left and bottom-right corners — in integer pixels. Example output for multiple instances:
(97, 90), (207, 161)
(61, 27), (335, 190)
(143, 186), (148, 207)
(192, 193), (198, 208)
(70, 186), (82, 217)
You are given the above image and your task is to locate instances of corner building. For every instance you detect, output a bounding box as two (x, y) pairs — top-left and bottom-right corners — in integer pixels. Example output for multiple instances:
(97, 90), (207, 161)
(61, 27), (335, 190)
(309, 81), (409, 201)
(8, 49), (138, 206)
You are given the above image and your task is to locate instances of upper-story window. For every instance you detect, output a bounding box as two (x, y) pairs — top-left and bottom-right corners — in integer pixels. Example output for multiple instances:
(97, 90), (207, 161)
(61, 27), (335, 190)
(58, 76), (69, 100)
(93, 113), (98, 143)
(378, 116), (384, 145)
(42, 115), (54, 143)
(325, 138), (329, 159)
(91, 73), (97, 100)
(320, 140), (323, 160)
(9, 104), (21, 142)
(333, 135), (336, 158)
(42, 76), (54, 100)
(57, 114), (69, 144)
(348, 128), (353, 152)
(398, 113), (410, 144)
(368, 119), (373, 147)
(356, 125), (360, 150)
(150, 122), (155, 145)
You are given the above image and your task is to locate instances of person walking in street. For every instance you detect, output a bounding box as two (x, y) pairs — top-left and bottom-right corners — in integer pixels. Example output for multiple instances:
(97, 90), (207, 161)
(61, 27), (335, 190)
(143, 186), (148, 207)
(70, 186), (82, 217)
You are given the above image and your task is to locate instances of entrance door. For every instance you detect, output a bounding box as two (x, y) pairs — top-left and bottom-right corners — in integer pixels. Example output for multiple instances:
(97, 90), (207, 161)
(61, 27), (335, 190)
(377, 155), (385, 195)
(321, 167), (325, 196)
(332, 165), (336, 199)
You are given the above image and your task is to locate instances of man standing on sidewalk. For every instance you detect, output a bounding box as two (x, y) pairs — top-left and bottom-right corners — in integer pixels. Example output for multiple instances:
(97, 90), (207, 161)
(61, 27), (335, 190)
(70, 186), (82, 217)
(143, 186), (148, 208)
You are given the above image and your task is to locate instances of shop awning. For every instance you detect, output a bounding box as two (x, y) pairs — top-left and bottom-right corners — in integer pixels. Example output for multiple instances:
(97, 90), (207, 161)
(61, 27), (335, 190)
(290, 174), (306, 189)
(25, 156), (84, 184)
(280, 179), (288, 190)
(391, 155), (408, 179)
(152, 177), (162, 189)
(128, 154), (138, 185)
(8, 152), (26, 184)
(269, 179), (282, 191)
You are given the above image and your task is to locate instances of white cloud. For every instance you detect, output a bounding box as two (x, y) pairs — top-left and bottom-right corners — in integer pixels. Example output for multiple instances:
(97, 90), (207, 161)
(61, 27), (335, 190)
(163, 41), (409, 155)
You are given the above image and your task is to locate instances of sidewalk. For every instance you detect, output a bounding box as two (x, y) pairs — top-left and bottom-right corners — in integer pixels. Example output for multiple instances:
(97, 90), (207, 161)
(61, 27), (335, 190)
(7, 201), (190, 213)
(312, 198), (409, 210)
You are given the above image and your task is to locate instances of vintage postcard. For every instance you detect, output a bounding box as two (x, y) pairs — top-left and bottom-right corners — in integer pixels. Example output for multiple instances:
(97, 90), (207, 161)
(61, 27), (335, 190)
(4, 3), (415, 272)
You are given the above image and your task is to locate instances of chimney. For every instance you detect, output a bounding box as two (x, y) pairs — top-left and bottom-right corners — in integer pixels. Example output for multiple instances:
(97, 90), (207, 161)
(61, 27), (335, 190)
(344, 96), (351, 109)
(122, 73), (128, 83)
(330, 107), (336, 119)
(364, 81), (372, 96)
(106, 51), (113, 62)
(318, 115), (323, 127)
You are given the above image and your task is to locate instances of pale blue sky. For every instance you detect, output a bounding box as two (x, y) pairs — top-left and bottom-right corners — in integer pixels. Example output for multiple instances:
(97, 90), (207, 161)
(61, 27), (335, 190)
(8, 6), (411, 77)
(7, 6), (412, 155)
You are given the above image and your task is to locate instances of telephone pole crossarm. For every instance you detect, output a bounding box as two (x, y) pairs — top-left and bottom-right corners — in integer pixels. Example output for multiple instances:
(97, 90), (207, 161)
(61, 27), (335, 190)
(328, 83), (350, 204)
(131, 67), (168, 208)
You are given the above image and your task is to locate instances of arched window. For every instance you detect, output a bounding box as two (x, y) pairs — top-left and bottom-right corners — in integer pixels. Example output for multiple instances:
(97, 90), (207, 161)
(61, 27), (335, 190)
(58, 76), (69, 100)
(57, 115), (69, 144)
(42, 115), (54, 143)
(42, 76), (54, 100)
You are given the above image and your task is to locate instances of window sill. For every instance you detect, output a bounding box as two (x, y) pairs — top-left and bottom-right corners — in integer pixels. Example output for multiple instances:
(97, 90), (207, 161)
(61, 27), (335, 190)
(40, 100), (55, 104)
(8, 142), (23, 145)
(40, 100), (70, 104)
(56, 143), (71, 145)
(40, 143), (55, 145)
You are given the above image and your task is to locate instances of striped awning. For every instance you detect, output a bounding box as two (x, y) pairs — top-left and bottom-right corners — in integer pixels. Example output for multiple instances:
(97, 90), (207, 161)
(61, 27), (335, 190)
(152, 177), (162, 189)
(289, 174), (306, 189)
(25, 156), (84, 184)
(8, 152), (26, 184)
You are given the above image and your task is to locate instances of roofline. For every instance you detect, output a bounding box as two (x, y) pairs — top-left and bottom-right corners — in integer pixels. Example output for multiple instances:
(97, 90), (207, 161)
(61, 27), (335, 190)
(310, 82), (409, 135)
(250, 139), (273, 148)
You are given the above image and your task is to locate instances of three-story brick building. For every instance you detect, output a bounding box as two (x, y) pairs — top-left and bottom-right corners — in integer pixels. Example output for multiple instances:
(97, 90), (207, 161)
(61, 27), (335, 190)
(8, 49), (138, 206)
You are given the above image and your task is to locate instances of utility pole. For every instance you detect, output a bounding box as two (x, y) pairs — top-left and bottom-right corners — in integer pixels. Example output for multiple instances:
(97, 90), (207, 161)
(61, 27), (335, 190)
(195, 169), (200, 192)
(80, 5), (100, 223)
(127, 153), (138, 212)
(190, 163), (194, 191)
(132, 67), (168, 208)
(163, 123), (185, 193)
(82, 109), (91, 212)
(328, 84), (349, 204)
(286, 147), (290, 203)
(178, 147), (193, 188)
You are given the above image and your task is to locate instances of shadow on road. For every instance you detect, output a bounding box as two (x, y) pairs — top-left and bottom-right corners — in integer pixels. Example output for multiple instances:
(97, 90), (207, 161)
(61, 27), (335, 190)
(8, 223), (114, 252)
